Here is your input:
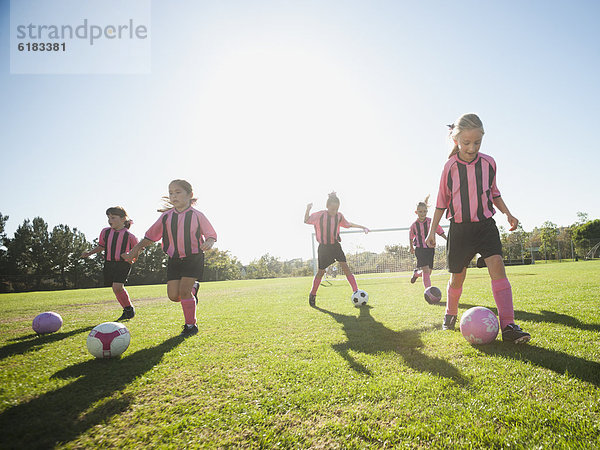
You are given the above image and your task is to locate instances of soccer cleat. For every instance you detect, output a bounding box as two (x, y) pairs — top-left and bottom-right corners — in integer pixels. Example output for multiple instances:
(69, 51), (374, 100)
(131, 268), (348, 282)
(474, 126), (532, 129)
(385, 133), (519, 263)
(442, 314), (457, 330)
(192, 281), (200, 305)
(502, 323), (531, 344)
(180, 324), (199, 338)
(410, 269), (418, 284)
(116, 306), (135, 321)
(309, 293), (316, 307)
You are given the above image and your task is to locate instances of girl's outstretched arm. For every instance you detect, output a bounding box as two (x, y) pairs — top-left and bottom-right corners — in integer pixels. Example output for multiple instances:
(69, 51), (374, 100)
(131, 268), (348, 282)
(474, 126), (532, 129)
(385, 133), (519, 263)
(493, 197), (518, 231)
(81, 245), (103, 258)
(304, 203), (313, 224)
(122, 237), (153, 262)
(426, 208), (445, 248)
(348, 222), (369, 233)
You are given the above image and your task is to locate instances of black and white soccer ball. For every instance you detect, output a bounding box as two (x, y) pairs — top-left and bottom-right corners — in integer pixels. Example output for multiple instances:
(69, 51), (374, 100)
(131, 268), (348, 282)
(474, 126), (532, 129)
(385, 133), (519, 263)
(351, 289), (369, 307)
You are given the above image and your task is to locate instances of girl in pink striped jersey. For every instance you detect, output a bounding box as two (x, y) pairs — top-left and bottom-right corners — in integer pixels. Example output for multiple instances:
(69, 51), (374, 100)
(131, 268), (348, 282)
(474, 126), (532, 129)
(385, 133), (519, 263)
(409, 195), (447, 288)
(304, 192), (369, 307)
(426, 113), (530, 344)
(123, 180), (217, 337)
(81, 206), (139, 322)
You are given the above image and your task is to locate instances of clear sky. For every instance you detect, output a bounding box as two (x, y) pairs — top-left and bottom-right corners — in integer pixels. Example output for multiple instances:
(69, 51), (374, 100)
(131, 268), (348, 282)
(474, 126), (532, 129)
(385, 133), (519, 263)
(1, 0), (599, 264)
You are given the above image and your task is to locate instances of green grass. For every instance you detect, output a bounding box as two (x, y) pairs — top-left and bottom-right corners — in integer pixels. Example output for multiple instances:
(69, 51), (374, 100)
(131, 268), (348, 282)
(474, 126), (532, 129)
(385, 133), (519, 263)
(1, 262), (599, 448)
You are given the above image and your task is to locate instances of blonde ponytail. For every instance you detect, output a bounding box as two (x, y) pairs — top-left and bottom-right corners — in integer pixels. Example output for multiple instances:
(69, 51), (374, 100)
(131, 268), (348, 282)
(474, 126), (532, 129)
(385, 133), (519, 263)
(416, 195), (430, 209)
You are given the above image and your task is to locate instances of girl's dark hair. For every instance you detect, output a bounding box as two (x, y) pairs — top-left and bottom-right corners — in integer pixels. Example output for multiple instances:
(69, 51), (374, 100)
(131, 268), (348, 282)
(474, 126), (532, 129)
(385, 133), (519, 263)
(326, 191), (340, 207)
(158, 179), (198, 212)
(105, 206), (132, 229)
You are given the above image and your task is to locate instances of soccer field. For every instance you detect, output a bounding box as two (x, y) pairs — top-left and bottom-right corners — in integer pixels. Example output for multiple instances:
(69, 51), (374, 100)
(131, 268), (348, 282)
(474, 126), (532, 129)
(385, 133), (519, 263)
(1, 262), (599, 448)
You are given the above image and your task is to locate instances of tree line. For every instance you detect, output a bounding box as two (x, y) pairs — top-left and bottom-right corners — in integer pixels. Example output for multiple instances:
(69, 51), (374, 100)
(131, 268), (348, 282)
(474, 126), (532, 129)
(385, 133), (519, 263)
(0, 212), (313, 292)
(0, 211), (598, 293)
(499, 213), (600, 262)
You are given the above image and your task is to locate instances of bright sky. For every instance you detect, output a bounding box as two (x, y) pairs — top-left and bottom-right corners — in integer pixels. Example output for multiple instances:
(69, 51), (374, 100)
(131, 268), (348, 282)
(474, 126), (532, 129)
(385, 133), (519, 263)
(1, 0), (599, 264)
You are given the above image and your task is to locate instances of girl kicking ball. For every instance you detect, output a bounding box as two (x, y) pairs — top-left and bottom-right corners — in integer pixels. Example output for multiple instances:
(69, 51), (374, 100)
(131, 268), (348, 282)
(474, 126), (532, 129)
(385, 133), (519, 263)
(426, 113), (530, 343)
(304, 192), (369, 307)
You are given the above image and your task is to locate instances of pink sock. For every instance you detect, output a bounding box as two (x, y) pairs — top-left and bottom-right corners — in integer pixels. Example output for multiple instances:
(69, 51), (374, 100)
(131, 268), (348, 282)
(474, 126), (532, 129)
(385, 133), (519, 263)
(310, 274), (323, 295)
(422, 272), (431, 288)
(346, 274), (358, 292)
(114, 289), (132, 308)
(492, 278), (514, 329)
(446, 283), (462, 316)
(180, 297), (196, 325)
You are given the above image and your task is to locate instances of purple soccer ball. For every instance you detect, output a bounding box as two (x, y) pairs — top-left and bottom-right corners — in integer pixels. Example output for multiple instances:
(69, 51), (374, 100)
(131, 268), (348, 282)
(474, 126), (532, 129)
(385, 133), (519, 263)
(424, 286), (442, 304)
(32, 312), (63, 334)
(460, 307), (499, 344)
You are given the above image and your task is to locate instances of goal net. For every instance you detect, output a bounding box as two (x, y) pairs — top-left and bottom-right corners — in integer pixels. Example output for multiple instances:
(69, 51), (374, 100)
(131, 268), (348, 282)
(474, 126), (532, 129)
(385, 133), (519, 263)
(311, 226), (448, 276)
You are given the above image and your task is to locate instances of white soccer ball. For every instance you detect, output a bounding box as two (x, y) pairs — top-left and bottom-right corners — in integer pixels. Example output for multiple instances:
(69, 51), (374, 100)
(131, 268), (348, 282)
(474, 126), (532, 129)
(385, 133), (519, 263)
(86, 322), (131, 359)
(351, 289), (369, 307)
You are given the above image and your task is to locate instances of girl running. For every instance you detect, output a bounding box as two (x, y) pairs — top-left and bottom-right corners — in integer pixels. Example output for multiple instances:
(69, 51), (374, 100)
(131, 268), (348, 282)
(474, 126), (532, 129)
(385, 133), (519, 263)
(81, 206), (138, 321)
(304, 192), (369, 307)
(123, 179), (217, 337)
(409, 195), (447, 288)
(426, 113), (530, 343)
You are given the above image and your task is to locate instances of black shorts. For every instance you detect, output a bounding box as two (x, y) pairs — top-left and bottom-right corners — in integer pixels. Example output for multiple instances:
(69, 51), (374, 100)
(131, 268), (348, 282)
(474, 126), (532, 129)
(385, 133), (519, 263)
(318, 243), (346, 270)
(415, 247), (435, 269)
(167, 252), (205, 281)
(103, 260), (132, 286)
(447, 218), (503, 273)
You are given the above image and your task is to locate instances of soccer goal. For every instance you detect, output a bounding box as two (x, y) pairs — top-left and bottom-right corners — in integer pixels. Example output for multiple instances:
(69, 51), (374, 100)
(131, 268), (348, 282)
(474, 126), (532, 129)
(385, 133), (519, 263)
(310, 226), (449, 276)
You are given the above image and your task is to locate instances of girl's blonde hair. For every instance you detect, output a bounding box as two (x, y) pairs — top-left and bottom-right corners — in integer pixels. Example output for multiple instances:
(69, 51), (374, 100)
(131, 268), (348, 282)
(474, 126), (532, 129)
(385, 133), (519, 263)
(416, 195), (430, 209)
(448, 113), (485, 158)
(326, 191), (340, 207)
(158, 179), (197, 212)
(105, 206), (132, 229)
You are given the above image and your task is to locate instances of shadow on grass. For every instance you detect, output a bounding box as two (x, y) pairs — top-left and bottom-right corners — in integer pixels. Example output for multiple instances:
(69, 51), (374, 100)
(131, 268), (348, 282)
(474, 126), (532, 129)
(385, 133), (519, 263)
(314, 305), (466, 384)
(0, 327), (94, 361)
(458, 303), (600, 332)
(476, 343), (600, 387)
(0, 335), (184, 449)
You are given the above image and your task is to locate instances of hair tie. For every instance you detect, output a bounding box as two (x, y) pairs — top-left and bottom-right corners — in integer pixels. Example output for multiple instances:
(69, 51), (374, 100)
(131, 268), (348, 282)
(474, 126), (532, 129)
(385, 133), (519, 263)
(447, 124), (455, 130)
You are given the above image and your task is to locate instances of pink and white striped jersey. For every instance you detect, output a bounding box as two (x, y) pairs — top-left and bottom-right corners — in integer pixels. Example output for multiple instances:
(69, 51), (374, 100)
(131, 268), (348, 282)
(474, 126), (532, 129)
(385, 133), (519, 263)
(306, 210), (351, 245)
(436, 152), (501, 223)
(99, 227), (139, 262)
(410, 218), (444, 248)
(144, 206), (217, 258)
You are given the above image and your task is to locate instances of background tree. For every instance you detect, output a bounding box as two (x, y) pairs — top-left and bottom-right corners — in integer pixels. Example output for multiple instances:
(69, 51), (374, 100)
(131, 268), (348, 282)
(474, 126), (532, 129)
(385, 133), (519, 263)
(6, 219), (35, 290)
(500, 224), (530, 262)
(0, 213), (10, 292)
(539, 221), (558, 261)
(49, 225), (88, 289)
(572, 219), (600, 258)
(30, 217), (52, 289)
(246, 254), (282, 279)
(204, 248), (243, 281)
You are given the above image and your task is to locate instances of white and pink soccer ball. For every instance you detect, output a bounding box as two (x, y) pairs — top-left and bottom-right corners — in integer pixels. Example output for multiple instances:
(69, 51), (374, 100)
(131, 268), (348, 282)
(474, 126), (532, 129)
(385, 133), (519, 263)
(87, 322), (131, 358)
(32, 312), (63, 334)
(460, 307), (499, 344)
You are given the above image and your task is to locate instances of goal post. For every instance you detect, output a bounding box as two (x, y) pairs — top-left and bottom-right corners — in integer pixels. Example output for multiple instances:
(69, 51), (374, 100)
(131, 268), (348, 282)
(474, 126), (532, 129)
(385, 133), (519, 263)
(311, 226), (449, 276)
